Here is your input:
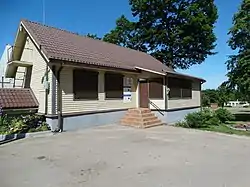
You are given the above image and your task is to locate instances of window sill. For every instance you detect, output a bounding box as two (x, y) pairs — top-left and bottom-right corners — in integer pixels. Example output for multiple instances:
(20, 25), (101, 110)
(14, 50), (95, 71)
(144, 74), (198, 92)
(149, 98), (164, 100)
(105, 98), (123, 100)
(169, 97), (192, 100)
(73, 98), (99, 101)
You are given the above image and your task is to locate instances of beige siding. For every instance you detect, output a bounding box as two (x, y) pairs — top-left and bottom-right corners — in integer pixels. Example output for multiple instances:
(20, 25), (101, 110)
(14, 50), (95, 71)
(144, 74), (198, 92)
(20, 36), (51, 113)
(60, 67), (137, 113)
(14, 66), (26, 87)
(149, 99), (165, 110)
(47, 69), (53, 114)
(168, 81), (201, 109)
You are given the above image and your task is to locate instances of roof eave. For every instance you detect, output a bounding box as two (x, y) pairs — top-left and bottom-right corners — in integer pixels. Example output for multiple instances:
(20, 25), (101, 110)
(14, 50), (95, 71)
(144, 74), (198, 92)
(50, 59), (140, 74)
(166, 71), (206, 83)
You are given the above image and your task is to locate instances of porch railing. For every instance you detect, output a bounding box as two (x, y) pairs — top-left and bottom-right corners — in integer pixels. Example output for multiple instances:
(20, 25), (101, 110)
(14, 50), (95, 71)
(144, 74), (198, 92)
(149, 99), (164, 116)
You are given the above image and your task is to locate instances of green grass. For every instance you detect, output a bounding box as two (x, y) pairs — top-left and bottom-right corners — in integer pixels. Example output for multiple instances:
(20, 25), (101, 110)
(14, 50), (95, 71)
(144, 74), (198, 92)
(200, 124), (250, 137)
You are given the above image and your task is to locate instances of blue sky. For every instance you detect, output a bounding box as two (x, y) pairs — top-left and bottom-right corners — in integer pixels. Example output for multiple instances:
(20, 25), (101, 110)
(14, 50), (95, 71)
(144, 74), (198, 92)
(0, 0), (241, 89)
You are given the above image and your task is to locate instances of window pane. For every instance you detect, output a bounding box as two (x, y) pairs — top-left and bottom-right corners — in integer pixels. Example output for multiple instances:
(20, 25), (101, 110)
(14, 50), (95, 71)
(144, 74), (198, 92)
(149, 78), (163, 99)
(181, 80), (192, 89)
(73, 69), (98, 99)
(105, 73), (123, 99)
(182, 88), (192, 98)
(169, 87), (181, 99)
(168, 77), (181, 88)
(168, 77), (192, 99)
(168, 77), (192, 89)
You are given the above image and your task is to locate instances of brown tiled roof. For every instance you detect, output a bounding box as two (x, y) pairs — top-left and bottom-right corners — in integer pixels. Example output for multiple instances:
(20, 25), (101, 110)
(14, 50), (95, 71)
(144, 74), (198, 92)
(21, 19), (174, 74)
(0, 88), (39, 109)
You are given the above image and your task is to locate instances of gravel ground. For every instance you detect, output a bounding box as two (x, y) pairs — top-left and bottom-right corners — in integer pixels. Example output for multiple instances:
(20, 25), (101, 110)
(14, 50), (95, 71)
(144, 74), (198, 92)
(1, 125), (250, 187)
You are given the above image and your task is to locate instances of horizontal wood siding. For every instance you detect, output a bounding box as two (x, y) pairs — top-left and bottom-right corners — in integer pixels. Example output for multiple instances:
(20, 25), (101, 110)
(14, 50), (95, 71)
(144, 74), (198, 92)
(149, 99), (165, 110)
(20, 36), (49, 113)
(60, 67), (137, 113)
(47, 70), (53, 114)
(14, 67), (26, 88)
(168, 81), (201, 109)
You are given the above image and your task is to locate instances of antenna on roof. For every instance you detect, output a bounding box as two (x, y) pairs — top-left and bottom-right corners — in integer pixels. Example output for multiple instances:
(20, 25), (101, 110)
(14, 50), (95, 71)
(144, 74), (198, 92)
(42, 0), (45, 24)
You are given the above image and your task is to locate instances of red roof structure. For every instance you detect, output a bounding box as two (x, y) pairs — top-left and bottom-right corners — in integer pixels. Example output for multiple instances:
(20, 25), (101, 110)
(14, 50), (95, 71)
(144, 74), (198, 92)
(0, 88), (38, 109)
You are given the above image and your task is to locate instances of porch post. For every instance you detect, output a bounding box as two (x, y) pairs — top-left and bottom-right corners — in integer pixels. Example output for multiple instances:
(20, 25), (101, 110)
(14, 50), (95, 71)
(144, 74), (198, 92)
(165, 76), (169, 110)
(98, 71), (105, 101)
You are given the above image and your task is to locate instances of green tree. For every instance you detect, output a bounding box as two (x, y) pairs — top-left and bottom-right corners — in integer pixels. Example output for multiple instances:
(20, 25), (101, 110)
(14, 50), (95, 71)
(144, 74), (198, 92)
(103, 15), (147, 52)
(201, 92), (210, 107)
(86, 33), (101, 40)
(104, 0), (218, 69)
(226, 0), (250, 101)
(202, 89), (219, 104)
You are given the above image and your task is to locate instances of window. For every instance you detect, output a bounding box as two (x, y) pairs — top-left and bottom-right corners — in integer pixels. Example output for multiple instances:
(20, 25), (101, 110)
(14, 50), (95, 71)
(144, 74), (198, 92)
(168, 77), (192, 99)
(169, 87), (181, 98)
(73, 69), (98, 100)
(149, 78), (163, 99)
(105, 73), (123, 99)
(182, 88), (192, 98)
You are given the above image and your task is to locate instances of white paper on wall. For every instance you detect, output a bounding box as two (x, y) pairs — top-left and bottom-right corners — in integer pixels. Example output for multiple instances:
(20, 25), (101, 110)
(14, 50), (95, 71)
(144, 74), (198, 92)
(123, 77), (133, 103)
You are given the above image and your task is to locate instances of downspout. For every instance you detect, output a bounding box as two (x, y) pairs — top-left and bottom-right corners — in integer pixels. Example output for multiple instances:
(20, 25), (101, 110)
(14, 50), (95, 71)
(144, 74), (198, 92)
(44, 64), (49, 115)
(56, 65), (64, 132)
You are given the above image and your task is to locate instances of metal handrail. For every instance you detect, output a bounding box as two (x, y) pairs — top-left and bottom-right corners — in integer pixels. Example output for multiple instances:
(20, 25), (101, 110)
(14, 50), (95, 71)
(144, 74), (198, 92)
(149, 99), (164, 116)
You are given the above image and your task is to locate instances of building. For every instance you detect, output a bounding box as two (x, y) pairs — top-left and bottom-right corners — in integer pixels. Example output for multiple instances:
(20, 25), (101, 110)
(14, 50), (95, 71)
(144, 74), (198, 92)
(225, 101), (249, 107)
(4, 20), (205, 131)
(0, 44), (25, 88)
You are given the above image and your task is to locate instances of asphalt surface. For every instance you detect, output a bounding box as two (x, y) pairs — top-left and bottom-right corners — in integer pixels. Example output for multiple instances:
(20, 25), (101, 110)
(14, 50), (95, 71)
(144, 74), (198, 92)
(1, 125), (250, 187)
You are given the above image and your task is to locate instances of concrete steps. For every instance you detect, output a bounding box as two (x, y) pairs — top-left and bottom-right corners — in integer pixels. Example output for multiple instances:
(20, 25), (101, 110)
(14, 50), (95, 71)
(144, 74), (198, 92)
(120, 108), (163, 128)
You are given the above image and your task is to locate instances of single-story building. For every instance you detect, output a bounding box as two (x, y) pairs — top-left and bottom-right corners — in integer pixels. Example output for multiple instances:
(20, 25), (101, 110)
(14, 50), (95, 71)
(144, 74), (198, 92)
(4, 19), (205, 131)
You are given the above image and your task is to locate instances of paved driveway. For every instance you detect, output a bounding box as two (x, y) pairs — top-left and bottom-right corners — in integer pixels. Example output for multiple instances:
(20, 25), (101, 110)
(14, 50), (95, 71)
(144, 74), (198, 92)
(1, 125), (250, 187)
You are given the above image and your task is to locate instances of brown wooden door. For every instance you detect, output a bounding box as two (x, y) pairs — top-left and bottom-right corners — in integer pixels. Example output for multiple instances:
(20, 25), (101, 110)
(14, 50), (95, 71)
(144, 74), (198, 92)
(139, 81), (149, 108)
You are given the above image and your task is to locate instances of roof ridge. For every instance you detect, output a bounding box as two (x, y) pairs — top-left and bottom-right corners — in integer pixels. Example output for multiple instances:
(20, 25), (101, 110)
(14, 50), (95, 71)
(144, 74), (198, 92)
(19, 19), (177, 75)
(21, 19), (83, 37)
(21, 19), (150, 57)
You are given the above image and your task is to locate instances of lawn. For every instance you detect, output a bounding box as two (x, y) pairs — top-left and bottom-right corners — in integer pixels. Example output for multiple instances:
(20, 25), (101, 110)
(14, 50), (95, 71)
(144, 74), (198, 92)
(175, 108), (250, 137)
(200, 124), (250, 137)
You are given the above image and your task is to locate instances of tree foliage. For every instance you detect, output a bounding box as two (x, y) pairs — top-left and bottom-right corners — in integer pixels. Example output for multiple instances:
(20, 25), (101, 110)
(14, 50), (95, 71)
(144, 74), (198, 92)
(86, 33), (101, 40)
(104, 0), (218, 69)
(103, 15), (147, 52)
(201, 85), (240, 107)
(226, 0), (250, 101)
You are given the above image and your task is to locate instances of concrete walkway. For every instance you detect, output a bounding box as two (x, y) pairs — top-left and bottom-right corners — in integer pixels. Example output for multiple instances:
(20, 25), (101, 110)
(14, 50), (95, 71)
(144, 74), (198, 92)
(1, 125), (250, 187)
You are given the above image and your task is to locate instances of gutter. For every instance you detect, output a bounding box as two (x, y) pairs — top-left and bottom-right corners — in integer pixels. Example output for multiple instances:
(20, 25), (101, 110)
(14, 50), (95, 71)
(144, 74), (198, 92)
(3, 108), (38, 113)
(135, 66), (166, 76)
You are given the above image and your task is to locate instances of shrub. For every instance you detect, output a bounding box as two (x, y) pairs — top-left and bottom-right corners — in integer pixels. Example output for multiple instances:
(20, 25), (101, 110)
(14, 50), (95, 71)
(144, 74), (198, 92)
(0, 114), (50, 135)
(180, 109), (221, 128)
(205, 116), (221, 126)
(185, 111), (204, 128)
(215, 108), (235, 123)
(9, 118), (28, 134)
(0, 115), (10, 134)
(175, 121), (189, 128)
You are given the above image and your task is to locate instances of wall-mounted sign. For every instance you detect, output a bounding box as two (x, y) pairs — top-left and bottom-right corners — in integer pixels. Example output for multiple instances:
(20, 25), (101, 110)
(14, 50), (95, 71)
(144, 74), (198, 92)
(123, 77), (133, 103)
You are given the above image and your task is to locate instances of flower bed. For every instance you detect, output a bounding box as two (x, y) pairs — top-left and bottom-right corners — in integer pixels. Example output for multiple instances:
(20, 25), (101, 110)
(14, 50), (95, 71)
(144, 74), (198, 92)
(0, 114), (50, 135)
